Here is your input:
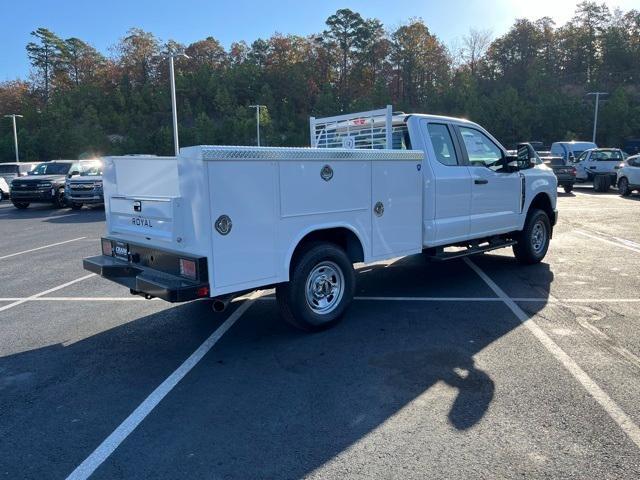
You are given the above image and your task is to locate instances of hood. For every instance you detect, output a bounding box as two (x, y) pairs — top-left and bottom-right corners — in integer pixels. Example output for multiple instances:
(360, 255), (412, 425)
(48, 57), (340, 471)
(67, 175), (103, 183)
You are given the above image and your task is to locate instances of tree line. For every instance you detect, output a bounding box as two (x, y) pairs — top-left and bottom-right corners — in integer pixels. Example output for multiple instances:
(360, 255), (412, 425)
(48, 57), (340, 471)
(0, 1), (639, 161)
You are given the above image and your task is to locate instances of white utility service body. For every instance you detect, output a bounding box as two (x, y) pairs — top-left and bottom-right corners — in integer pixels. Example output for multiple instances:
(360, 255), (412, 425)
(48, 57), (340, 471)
(86, 108), (557, 330)
(99, 146), (423, 296)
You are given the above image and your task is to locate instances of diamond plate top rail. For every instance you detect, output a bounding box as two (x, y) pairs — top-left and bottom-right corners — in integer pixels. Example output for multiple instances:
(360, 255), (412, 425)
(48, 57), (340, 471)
(199, 146), (423, 162)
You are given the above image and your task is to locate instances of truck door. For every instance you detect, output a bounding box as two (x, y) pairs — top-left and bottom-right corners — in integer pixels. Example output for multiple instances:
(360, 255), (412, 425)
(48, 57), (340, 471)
(456, 126), (521, 237)
(574, 151), (589, 180)
(422, 121), (471, 244)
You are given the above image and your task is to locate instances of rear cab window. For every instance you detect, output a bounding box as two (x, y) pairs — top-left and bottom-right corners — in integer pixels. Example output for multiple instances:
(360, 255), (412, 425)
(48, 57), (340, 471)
(426, 123), (459, 166)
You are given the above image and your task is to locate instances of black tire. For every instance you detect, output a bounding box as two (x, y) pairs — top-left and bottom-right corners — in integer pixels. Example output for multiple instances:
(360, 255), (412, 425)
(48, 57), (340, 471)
(70, 202), (83, 210)
(53, 188), (66, 208)
(12, 201), (29, 209)
(513, 209), (551, 265)
(593, 175), (610, 192)
(618, 177), (631, 197)
(276, 242), (355, 332)
(563, 185), (573, 194)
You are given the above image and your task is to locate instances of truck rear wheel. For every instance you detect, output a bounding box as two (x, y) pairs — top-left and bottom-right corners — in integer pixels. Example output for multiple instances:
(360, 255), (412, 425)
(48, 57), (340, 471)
(563, 185), (573, 194)
(276, 242), (355, 332)
(513, 209), (551, 265)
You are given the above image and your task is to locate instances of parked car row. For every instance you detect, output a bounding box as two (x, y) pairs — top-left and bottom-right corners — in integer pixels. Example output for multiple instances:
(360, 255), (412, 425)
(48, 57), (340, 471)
(1, 159), (104, 209)
(520, 141), (637, 196)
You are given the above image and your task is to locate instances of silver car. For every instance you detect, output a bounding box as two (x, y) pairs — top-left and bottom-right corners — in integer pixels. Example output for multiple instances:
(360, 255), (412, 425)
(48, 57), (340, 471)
(617, 154), (640, 197)
(64, 159), (104, 210)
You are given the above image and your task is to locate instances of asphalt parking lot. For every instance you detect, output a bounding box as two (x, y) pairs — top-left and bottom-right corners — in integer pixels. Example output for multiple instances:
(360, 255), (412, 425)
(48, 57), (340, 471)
(1, 187), (640, 479)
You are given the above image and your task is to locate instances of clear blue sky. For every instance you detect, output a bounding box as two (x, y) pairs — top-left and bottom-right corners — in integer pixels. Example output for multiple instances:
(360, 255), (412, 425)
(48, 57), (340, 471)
(1, 0), (635, 81)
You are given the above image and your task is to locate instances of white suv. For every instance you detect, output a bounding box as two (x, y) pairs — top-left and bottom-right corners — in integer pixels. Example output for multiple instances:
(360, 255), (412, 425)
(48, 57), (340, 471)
(617, 155), (640, 197)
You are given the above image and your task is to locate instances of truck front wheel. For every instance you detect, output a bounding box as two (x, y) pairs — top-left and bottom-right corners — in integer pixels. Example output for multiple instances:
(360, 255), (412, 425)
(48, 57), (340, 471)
(513, 209), (551, 265)
(276, 242), (355, 332)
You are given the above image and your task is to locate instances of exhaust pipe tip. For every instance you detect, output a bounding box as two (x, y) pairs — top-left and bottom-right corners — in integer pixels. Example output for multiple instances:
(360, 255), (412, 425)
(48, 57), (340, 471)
(212, 300), (227, 312)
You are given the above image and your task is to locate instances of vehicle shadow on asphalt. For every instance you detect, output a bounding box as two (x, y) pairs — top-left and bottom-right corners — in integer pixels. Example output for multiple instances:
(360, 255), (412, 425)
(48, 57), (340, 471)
(0, 204), (103, 222)
(0, 253), (552, 478)
(44, 208), (106, 223)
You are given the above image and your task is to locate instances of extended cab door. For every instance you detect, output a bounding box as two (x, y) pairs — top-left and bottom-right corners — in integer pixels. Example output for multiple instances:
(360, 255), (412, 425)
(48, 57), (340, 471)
(455, 126), (521, 237)
(421, 120), (471, 244)
(574, 150), (590, 180)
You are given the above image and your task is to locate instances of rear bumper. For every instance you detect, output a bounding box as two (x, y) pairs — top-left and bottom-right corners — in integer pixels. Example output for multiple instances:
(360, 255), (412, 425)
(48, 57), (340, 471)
(554, 174), (575, 185)
(83, 255), (209, 302)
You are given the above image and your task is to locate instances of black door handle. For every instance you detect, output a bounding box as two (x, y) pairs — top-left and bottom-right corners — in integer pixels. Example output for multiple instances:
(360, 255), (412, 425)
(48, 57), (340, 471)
(474, 179), (488, 185)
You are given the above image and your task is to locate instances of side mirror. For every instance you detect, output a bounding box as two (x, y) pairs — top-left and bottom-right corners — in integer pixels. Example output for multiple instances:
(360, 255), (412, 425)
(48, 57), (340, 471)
(515, 143), (537, 170)
(68, 170), (80, 178)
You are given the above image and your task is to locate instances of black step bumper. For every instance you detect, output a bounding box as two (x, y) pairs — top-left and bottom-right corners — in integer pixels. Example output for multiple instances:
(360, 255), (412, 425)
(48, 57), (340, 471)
(83, 255), (209, 302)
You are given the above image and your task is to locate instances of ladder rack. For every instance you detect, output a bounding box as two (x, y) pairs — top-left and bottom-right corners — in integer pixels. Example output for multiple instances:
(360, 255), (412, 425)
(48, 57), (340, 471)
(310, 105), (395, 149)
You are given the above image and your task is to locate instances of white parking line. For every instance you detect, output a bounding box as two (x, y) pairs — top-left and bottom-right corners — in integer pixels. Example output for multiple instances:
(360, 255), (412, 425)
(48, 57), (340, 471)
(0, 297), (152, 302)
(354, 297), (640, 303)
(65, 291), (262, 480)
(0, 237), (87, 260)
(0, 274), (96, 313)
(463, 257), (640, 450)
(1, 295), (639, 304)
(574, 230), (640, 254)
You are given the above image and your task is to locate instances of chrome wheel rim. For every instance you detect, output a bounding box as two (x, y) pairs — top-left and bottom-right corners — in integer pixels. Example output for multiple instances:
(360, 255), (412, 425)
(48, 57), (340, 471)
(531, 221), (547, 254)
(305, 261), (344, 315)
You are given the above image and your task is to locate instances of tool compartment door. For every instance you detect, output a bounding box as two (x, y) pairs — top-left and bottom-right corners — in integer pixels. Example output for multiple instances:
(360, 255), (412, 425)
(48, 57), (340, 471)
(371, 161), (422, 258)
(208, 161), (278, 290)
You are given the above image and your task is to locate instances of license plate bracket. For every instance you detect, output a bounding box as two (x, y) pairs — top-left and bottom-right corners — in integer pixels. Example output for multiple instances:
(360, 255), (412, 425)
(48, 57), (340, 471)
(114, 241), (129, 260)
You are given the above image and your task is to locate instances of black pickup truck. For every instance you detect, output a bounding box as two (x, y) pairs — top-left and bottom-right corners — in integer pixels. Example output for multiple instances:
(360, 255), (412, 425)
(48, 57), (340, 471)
(538, 152), (577, 193)
(10, 160), (76, 209)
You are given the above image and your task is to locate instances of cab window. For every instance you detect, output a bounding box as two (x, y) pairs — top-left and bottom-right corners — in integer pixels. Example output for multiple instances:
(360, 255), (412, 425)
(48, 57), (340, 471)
(459, 127), (502, 167)
(427, 123), (458, 166)
(576, 151), (588, 163)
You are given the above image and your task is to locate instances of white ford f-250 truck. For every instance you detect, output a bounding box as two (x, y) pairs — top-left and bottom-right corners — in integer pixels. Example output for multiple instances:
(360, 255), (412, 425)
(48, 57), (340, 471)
(84, 106), (557, 331)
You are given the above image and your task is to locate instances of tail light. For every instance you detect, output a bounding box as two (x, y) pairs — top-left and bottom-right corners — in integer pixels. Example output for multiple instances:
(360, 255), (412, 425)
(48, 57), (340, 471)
(570, 167), (577, 176)
(101, 239), (113, 256)
(196, 286), (210, 298)
(179, 258), (197, 279)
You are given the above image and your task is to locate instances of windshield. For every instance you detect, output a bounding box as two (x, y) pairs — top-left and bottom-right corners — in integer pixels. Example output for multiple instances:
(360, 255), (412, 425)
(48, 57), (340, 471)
(79, 162), (103, 176)
(0, 164), (19, 175)
(29, 163), (72, 175)
(594, 150), (623, 161)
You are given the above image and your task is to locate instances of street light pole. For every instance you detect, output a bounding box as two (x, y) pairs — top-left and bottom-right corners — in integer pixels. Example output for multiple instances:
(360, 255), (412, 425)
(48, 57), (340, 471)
(4, 114), (23, 162)
(249, 105), (266, 146)
(165, 52), (189, 156)
(586, 92), (608, 144)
